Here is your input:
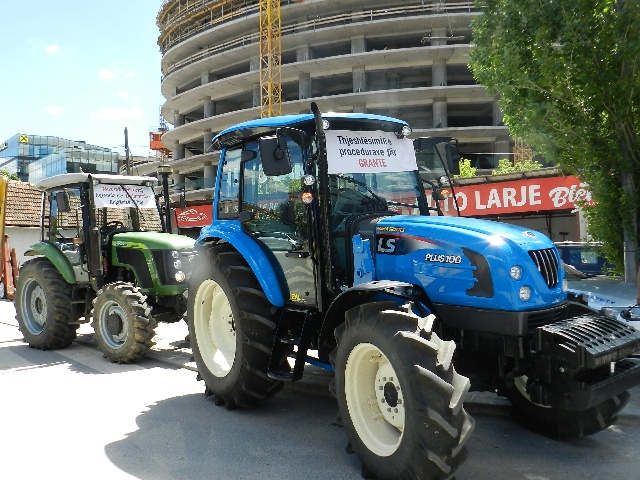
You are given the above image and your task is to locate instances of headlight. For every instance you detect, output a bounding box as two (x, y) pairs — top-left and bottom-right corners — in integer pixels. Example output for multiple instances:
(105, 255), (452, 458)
(170, 250), (180, 259)
(519, 285), (532, 302)
(174, 271), (186, 282)
(510, 265), (523, 281)
(173, 259), (183, 269)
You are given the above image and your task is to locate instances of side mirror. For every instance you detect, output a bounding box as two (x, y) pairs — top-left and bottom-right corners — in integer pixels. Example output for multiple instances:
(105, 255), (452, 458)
(56, 191), (71, 213)
(259, 134), (293, 176)
(445, 143), (460, 175)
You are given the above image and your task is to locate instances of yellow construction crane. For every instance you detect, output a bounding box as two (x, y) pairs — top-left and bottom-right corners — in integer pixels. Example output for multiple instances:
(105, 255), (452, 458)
(259, 0), (282, 117)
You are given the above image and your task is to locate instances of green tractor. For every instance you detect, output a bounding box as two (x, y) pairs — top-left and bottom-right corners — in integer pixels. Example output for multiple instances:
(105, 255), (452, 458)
(15, 173), (195, 363)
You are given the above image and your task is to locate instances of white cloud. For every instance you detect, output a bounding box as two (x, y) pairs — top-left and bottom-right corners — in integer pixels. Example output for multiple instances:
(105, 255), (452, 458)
(44, 44), (60, 55)
(45, 105), (65, 115)
(98, 68), (117, 80)
(116, 90), (130, 98)
(90, 106), (144, 121)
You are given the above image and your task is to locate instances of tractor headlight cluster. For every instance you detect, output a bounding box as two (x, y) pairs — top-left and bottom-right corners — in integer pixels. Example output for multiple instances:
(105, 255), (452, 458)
(167, 250), (193, 283)
(519, 285), (532, 302)
(510, 265), (523, 281)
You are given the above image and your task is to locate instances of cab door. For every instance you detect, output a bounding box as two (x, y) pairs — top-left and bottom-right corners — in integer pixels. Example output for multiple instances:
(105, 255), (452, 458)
(240, 140), (317, 307)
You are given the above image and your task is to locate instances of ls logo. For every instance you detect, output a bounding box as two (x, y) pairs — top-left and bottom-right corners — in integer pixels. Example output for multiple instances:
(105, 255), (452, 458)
(377, 237), (396, 254)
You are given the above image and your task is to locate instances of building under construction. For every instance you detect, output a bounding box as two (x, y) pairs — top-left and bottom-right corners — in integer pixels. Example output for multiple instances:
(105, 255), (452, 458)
(154, 0), (588, 242)
(154, 1), (510, 195)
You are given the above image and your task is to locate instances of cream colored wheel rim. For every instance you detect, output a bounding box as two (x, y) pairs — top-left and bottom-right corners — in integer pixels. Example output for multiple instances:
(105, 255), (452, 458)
(193, 279), (236, 377)
(345, 342), (405, 457)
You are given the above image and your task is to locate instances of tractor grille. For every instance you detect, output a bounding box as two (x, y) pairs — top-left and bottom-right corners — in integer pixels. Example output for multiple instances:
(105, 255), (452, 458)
(528, 248), (560, 288)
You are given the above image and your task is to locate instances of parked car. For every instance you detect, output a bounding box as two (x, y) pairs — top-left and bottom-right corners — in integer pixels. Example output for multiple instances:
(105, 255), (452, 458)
(555, 241), (613, 275)
(564, 263), (639, 328)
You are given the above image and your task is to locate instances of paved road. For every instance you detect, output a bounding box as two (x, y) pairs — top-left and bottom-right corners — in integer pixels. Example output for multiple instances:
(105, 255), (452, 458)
(2, 298), (640, 480)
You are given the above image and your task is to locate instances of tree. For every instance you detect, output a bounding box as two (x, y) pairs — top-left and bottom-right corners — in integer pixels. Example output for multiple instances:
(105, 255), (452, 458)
(470, 0), (640, 280)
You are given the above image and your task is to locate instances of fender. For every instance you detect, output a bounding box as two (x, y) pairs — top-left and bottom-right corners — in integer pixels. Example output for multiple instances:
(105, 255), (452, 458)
(319, 280), (419, 351)
(24, 243), (76, 283)
(197, 221), (286, 307)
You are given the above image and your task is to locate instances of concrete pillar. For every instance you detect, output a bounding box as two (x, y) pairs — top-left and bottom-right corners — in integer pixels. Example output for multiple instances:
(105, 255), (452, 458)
(387, 73), (400, 90)
(172, 142), (185, 161)
(429, 28), (447, 47)
(249, 57), (260, 72)
(492, 101), (504, 126)
(171, 172), (185, 188)
(253, 84), (260, 108)
(203, 130), (212, 153)
(351, 35), (366, 54)
(299, 73), (311, 100)
(201, 72), (215, 85)
(432, 100), (447, 128)
(174, 113), (185, 127)
(353, 66), (367, 93)
(432, 58), (447, 87)
(204, 97), (216, 118)
(296, 44), (312, 62)
(203, 164), (216, 189)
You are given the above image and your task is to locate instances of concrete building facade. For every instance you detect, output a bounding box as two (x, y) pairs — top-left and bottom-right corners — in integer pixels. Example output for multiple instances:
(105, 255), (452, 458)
(155, 0), (512, 202)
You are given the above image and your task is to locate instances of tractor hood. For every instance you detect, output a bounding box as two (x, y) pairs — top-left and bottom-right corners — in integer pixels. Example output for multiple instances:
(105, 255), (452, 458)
(111, 231), (195, 250)
(372, 215), (566, 312)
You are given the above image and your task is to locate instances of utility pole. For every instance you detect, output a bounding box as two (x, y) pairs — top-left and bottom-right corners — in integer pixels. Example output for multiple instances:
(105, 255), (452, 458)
(124, 127), (131, 176)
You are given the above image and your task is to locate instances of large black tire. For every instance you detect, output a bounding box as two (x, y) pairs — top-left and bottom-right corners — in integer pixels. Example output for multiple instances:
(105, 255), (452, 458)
(90, 282), (155, 363)
(15, 257), (79, 349)
(187, 244), (284, 409)
(504, 375), (630, 438)
(330, 302), (474, 480)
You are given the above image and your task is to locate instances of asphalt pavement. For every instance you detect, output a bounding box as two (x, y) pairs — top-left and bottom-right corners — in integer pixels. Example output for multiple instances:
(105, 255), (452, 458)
(4, 298), (640, 480)
(3, 298), (639, 419)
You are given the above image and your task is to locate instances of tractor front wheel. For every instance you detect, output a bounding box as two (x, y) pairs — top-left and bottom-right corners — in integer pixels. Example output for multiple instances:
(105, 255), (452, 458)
(188, 245), (284, 409)
(504, 375), (630, 438)
(330, 302), (474, 480)
(91, 282), (155, 363)
(15, 258), (78, 349)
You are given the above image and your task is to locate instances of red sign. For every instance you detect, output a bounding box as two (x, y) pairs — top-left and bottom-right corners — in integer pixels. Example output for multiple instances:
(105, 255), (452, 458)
(175, 204), (212, 227)
(435, 175), (592, 216)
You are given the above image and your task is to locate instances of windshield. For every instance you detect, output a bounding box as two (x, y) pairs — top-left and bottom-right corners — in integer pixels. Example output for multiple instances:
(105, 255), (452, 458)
(329, 172), (423, 217)
(47, 185), (162, 245)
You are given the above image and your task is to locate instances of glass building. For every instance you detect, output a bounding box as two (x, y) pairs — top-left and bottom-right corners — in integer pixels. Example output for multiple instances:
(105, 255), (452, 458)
(0, 134), (119, 183)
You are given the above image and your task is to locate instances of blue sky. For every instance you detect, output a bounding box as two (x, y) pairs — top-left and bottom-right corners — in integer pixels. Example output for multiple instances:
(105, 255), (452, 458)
(0, 1), (165, 156)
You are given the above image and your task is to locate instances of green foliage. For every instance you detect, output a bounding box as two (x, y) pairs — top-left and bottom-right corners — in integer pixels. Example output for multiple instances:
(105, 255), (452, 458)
(456, 158), (477, 178)
(470, 0), (640, 276)
(0, 170), (19, 181)
(492, 158), (543, 175)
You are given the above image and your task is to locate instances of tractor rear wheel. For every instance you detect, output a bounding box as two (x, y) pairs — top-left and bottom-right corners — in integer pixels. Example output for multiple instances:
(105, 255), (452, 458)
(91, 282), (155, 363)
(15, 258), (79, 349)
(330, 302), (474, 480)
(504, 375), (629, 438)
(188, 245), (284, 409)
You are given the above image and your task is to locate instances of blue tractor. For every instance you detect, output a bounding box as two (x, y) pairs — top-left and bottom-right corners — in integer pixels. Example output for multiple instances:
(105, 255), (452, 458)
(187, 103), (640, 479)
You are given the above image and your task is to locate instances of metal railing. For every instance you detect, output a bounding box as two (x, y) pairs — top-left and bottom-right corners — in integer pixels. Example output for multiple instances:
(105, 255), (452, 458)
(160, 1), (477, 76)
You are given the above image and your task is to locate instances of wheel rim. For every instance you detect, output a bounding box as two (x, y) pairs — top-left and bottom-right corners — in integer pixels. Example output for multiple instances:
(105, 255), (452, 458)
(514, 375), (551, 409)
(20, 278), (47, 335)
(97, 300), (129, 349)
(193, 279), (236, 377)
(345, 342), (405, 457)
